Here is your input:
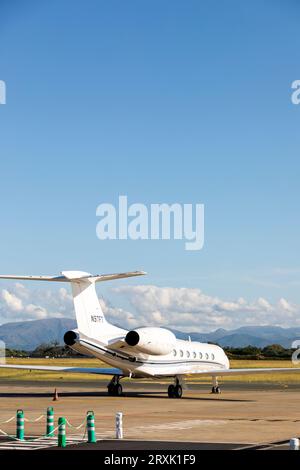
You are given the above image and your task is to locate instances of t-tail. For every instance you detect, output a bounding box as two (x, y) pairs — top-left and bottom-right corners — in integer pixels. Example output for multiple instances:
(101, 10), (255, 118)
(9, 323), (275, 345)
(0, 270), (146, 339)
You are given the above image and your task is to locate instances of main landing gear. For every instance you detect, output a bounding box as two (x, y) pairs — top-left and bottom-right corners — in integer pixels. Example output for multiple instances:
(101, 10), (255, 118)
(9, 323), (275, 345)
(211, 376), (221, 394)
(107, 375), (123, 396)
(168, 377), (183, 398)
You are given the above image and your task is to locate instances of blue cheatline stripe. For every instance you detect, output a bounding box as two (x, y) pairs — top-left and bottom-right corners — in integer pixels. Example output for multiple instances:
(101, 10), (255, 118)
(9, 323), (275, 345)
(80, 339), (226, 370)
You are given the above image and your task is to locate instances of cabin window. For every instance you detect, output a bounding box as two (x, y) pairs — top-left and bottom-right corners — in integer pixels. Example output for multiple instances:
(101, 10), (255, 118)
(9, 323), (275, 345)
(180, 350), (184, 357)
(205, 353), (209, 360)
(193, 352), (196, 359)
(186, 351), (190, 358)
(199, 352), (203, 359)
(212, 353), (215, 360)
(173, 349), (177, 356)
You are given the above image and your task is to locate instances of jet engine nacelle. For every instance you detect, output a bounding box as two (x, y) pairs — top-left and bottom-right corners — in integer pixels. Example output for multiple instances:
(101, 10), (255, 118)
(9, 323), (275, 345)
(64, 330), (79, 346)
(125, 327), (176, 355)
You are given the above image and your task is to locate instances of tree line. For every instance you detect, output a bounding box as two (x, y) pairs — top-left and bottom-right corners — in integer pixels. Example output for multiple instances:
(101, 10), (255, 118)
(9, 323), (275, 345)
(225, 344), (294, 360)
(5, 342), (295, 359)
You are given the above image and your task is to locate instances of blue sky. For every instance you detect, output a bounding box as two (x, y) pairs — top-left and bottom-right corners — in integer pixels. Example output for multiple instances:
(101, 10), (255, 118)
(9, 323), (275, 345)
(0, 1), (300, 330)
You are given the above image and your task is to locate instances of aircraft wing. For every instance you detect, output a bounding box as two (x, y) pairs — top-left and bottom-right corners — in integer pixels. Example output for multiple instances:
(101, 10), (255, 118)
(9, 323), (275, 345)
(195, 367), (300, 377)
(0, 364), (123, 375)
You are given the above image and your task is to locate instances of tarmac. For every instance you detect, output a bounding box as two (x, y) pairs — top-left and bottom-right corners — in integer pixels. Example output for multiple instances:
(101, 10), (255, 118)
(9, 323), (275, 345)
(0, 380), (299, 450)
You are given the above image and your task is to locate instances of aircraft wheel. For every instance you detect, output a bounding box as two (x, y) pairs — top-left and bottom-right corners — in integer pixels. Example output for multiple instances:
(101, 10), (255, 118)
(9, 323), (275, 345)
(168, 384), (175, 398)
(108, 383), (122, 396)
(215, 386), (221, 394)
(115, 383), (123, 396)
(174, 385), (182, 398)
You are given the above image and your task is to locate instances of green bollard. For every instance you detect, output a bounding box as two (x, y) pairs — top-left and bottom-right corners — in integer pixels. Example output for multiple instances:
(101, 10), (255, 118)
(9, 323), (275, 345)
(47, 407), (55, 437)
(58, 417), (66, 448)
(87, 411), (96, 443)
(16, 409), (25, 441)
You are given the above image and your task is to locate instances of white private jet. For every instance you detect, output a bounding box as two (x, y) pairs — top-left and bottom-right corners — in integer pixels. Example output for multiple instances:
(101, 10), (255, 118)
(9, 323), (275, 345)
(0, 270), (300, 399)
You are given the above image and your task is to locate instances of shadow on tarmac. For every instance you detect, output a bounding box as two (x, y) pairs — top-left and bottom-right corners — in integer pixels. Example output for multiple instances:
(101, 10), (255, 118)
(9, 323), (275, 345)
(0, 390), (253, 402)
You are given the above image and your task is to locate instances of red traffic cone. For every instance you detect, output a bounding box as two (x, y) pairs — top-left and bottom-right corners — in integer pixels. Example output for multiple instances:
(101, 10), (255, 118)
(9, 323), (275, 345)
(52, 388), (59, 401)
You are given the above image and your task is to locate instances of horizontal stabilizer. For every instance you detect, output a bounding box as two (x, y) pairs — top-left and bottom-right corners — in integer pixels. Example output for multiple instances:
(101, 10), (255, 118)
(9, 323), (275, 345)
(0, 269), (145, 337)
(0, 270), (146, 283)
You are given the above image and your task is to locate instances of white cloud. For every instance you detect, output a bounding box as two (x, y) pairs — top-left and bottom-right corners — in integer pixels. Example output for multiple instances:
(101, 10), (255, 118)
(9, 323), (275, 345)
(99, 298), (139, 329)
(278, 298), (295, 314)
(0, 283), (74, 324)
(14, 283), (30, 299)
(1, 289), (23, 312)
(257, 297), (272, 311)
(111, 285), (300, 332)
(0, 282), (299, 333)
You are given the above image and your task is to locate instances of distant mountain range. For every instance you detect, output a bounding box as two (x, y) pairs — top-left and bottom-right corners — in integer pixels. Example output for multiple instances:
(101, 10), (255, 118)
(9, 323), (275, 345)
(172, 326), (300, 349)
(0, 318), (300, 350)
(0, 318), (76, 351)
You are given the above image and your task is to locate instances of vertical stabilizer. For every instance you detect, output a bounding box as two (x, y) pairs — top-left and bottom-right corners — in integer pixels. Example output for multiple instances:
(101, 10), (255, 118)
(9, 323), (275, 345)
(62, 271), (110, 338)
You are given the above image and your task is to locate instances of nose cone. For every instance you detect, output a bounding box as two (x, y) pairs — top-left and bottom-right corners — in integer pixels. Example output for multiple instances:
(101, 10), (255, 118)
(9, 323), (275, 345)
(224, 352), (230, 369)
